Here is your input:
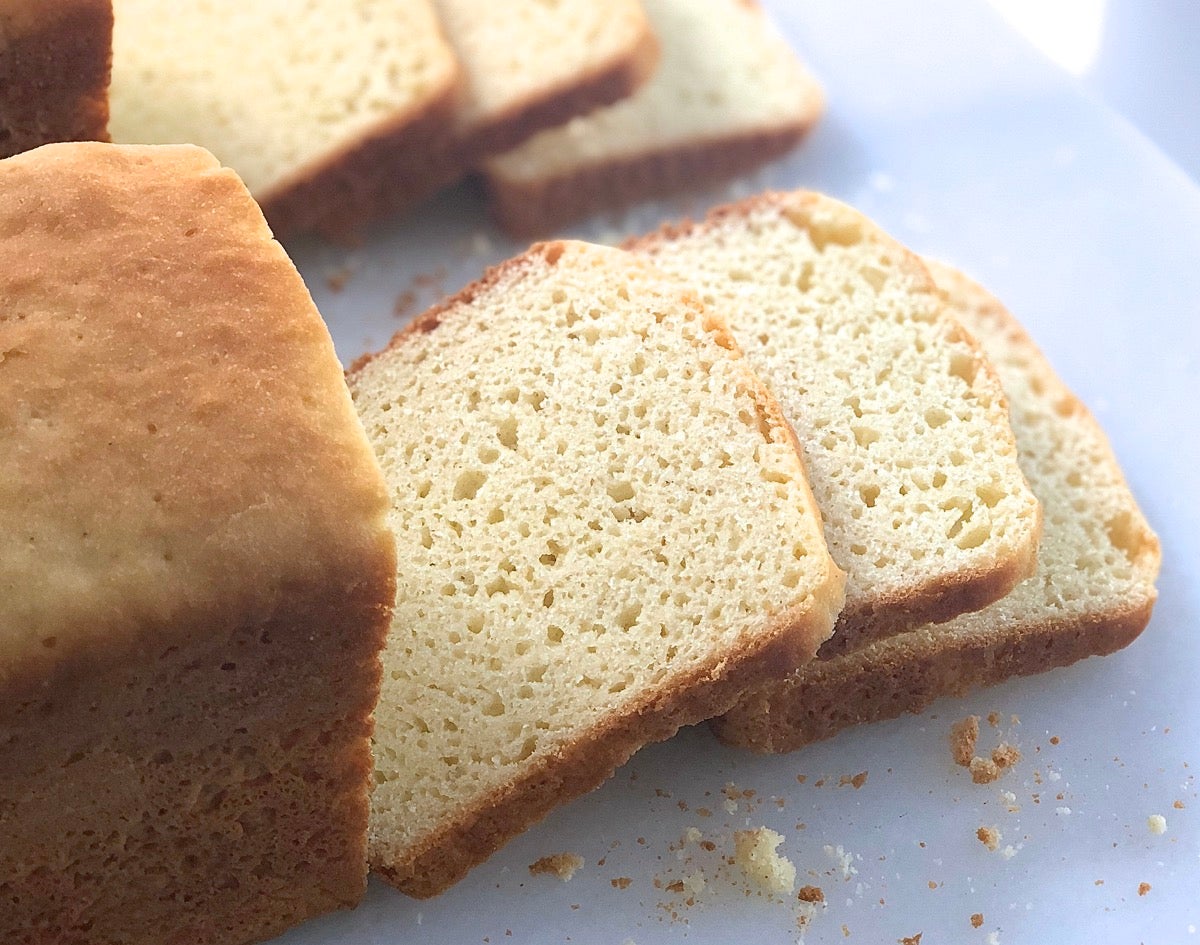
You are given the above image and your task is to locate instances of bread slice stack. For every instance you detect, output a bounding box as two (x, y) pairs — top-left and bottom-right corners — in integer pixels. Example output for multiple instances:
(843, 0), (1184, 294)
(105, 0), (658, 237)
(713, 260), (1161, 751)
(486, 0), (825, 236)
(351, 240), (845, 896)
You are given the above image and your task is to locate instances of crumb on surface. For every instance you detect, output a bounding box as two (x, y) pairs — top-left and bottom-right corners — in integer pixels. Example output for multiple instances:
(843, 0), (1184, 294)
(987, 711), (1000, 727)
(986, 932), (1001, 945)
(1049, 735), (1060, 745)
(991, 743), (1021, 769)
(611, 877), (632, 890)
(969, 757), (1002, 784)
(839, 771), (869, 789)
(733, 828), (796, 894)
(528, 852), (583, 881)
(1175, 799), (1186, 809)
(899, 934), (923, 945)
(970, 913), (984, 928)
(1148, 814), (1168, 835)
(976, 826), (1001, 851)
(798, 884), (825, 903)
(951, 716), (980, 767)
(1138, 882), (1151, 896)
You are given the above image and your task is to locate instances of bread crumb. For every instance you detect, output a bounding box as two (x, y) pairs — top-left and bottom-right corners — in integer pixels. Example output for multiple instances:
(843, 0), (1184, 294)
(528, 853), (583, 881)
(899, 934), (923, 945)
(951, 716), (980, 766)
(970, 913), (984, 928)
(733, 828), (796, 893)
(999, 844), (1017, 860)
(839, 771), (869, 789)
(987, 711), (1000, 727)
(1055, 806), (1072, 816)
(1148, 814), (1167, 835)
(325, 265), (355, 292)
(986, 932), (1001, 945)
(1138, 882), (1151, 896)
(991, 743), (1021, 769)
(969, 757), (1002, 784)
(798, 885), (825, 903)
(1049, 735), (1060, 745)
(611, 877), (632, 890)
(976, 826), (1001, 851)
(823, 844), (859, 879)
(683, 827), (703, 845)
(1174, 799), (1185, 809)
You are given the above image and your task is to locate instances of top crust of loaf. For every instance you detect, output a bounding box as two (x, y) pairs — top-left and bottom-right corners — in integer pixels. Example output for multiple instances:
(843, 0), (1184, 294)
(629, 191), (1043, 654)
(353, 240), (844, 896)
(0, 143), (395, 697)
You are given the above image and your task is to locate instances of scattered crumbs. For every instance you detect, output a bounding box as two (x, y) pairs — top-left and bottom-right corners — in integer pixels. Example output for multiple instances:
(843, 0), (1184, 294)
(1175, 800), (1186, 809)
(976, 826), (1001, 852)
(814, 778), (826, 788)
(1138, 882), (1151, 896)
(1148, 814), (1168, 835)
(696, 807), (712, 818)
(839, 771), (870, 789)
(798, 885), (825, 903)
(1050, 735), (1060, 745)
(842, 924), (851, 937)
(1011, 715), (1020, 726)
(684, 827), (703, 845)
(324, 265), (355, 293)
(611, 877), (632, 890)
(528, 853), (583, 881)
(971, 913), (984, 928)
(986, 932), (1001, 945)
(1000, 844), (1018, 860)
(797, 774), (808, 784)
(1094, 879), (1104, 886)
(970, 757), (1002, 784)
(992, 743), (1021, 769)
(654, 788), (671, 798)
(677, 800), (689, 812)
(927, 880), (938, 890)
(700, 841), (717, 852)
(1001, 790), (1020, 813)
(952, 717), (980, 767)
(1055, 807), (1072, 816)
(597, 857), (606, 867)
(898, 934), (923, 945)
(987, 712), (1000, 727)
(733, 828), (796, 893)
(919, 841), (926, 849)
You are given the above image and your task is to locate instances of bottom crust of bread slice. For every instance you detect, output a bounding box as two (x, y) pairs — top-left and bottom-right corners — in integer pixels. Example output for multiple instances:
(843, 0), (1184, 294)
(712, 261), (1161, 753)
(630, 192), (1043, 657)
(483, 0), (824, 237)
(350, 240), (844, 896)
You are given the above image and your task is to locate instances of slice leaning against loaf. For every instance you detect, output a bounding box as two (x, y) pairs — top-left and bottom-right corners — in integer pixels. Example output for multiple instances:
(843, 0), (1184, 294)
(350, 240), (845, 897)
(483, 0), (823, 236)
(629, 192), (1042, 657)
(107, 0), (461, 238)
(712, 261), (1161, 753)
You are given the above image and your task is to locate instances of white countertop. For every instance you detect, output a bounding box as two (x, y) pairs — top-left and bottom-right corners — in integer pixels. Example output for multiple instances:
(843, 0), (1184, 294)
(282, 2), (1200, 941)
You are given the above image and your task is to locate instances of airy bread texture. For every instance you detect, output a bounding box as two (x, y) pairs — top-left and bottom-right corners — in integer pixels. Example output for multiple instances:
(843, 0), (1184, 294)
(485, 0), (823, 236)
(631, 192), (1042, 656)
(427, 0), (657, 178)
(351, 240), (844, 897)
(0, 0), (112, 158)
(107, 0), (460, 237)
(713, 261), (1160, 752)
(0, 143), (395, 944)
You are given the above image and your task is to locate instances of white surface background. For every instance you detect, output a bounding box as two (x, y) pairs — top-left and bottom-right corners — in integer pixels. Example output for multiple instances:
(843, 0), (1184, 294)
(282, 1), (1200, 941)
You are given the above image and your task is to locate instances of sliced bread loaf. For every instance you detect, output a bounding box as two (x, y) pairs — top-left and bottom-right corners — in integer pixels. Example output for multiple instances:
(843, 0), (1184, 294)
(713, 262), (1160, 752)
(107, 0), (461, 238)
(350, 240), (845, 897)
(484, 0), (823, 236)
(629, 192), (1042, 656)
(0, 0), (112, 159)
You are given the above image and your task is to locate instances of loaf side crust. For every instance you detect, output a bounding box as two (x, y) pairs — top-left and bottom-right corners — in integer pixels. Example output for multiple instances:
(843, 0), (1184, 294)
(0, 0), (111, 158)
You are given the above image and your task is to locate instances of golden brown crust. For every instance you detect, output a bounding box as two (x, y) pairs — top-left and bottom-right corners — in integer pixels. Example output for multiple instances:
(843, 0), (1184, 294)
(711, 599), (1154, 753)
(356, 240), (843, 897)
(0, 0), (112, 159)
(627, 191), (1042, 654)
(488, 124), (818, 238)
(0, 142), (395, 942)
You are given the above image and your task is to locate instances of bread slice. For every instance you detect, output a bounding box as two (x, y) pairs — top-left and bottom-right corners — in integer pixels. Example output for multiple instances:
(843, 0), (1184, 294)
(484, 0), (823, 236)
(350, 240), (845, 897)
(712, 262), (1161, 752)
(412, 0), (657, 201)
(107, 0), (461, 238)
(0, 0), (112, 159)
(629, 192), (1042, 656)
(0, 143), (395, 944)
